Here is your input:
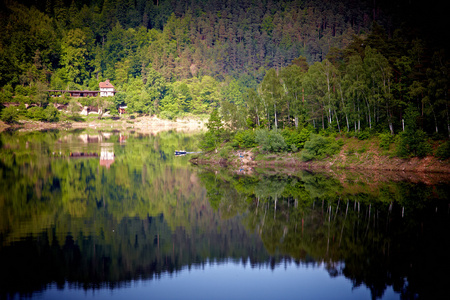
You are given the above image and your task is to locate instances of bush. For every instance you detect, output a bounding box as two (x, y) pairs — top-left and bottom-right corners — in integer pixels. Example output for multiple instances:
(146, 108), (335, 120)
(15, 85), (30, 96)
(159, 110), (176, 120)
(379, 132), (394, 150)
(282, 128), (311, 152)
(232, 130), (256, 149)
(17, 103), (27, 116)
(396, 105), (431, 158)
(396, 130), (431, 158)
(300, 134), (342, 161)
(219, 145), (232, 158)
(255, 129), (286, 153)
(45, 105), (60, 122)
(27, 106), (46, 121)
(435, 141), (450, 160)
(0, 106), (19, 123)
(200, 131), (219, 151)
(0, 85), (13, 103)
(357, 129), (370, 140)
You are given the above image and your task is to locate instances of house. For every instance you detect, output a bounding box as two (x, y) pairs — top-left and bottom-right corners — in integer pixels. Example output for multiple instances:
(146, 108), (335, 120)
(47, 90), (99, 97)
(47, 79), (116, 98)
(99, 80), (116, 97)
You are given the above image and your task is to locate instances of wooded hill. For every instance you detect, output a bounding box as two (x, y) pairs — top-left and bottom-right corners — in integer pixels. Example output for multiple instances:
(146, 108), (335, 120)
(0, 0), (449, 138)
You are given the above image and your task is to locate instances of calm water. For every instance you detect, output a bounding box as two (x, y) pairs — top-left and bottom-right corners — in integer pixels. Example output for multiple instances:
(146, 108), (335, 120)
(0, 130), (449, 300)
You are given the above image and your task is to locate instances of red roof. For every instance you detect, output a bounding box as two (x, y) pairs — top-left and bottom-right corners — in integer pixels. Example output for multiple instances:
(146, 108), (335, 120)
(99, 80), (115, 89)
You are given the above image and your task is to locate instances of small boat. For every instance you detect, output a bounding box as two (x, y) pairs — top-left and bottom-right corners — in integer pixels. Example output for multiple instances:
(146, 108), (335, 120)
(175, 150), (187, 155)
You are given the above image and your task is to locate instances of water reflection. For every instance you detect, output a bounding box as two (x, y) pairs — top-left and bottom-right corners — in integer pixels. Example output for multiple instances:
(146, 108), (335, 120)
(199, 170), (450, 299)
(0, 130), (449, 299)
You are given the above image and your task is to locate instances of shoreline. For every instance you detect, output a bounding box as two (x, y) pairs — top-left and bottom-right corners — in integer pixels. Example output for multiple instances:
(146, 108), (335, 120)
(0, 115), (207, 134)
(2, 118), (449, 175)
(190, 146), (450, 176)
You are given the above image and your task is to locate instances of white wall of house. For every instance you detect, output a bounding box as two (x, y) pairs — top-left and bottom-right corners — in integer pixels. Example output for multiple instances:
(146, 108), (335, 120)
(100, 88), (115, 97)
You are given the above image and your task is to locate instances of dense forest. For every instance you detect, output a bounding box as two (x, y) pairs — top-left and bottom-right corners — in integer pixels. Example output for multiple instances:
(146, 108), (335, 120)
(0, 0), (449, 139)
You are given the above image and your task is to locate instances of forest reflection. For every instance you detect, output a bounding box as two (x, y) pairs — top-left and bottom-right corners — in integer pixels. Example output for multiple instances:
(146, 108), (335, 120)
(0, 130), (449, 299)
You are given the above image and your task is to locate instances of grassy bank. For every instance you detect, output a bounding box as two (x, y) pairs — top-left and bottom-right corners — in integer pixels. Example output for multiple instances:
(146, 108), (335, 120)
(190, 136), (450, 174)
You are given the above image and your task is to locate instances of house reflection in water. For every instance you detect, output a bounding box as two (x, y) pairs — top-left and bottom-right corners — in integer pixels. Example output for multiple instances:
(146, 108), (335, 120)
(100, 143), (115, 169)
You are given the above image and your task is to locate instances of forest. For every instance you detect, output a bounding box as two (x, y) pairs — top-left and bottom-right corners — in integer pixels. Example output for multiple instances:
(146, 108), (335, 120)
(0, 0), (449, 145)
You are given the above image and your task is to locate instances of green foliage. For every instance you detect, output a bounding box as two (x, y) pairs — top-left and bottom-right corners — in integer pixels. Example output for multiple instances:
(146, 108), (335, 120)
(199, 131), (218, 152)
(45, 105), (60, 122)
(300, 134), (342, 161)
(231, 130), (256, 149)
(255, 129), (286, 153)
(78, 97), (95, 107)
(0, 85), (14, 103)
(27, 106), (46, 121)
(68, 99), (81, 116)
(219, 145), (233, 159)
(434, 141), (450, 160)
(0, 0), (449, 138)
(114, 92), (127, 108)
(201, 109), (224, 151)
(159, 110), (176, 120)
(17, 103), (27, 116)
(281, 128), (311, 152)
(396, 105), (431, 158)
(357, 129), (370, 140)
(0, 106), (19, 123)
(378, 132), (394, 150)
(15, 85), (32, 96)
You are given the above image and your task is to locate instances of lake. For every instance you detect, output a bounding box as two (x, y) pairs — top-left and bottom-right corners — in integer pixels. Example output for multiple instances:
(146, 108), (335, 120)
(0, 130), (449, 299)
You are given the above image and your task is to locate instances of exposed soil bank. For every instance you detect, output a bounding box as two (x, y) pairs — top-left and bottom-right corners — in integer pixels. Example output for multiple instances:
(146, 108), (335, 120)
(0, 116), (206, 134)
(190, 145), (450, 177)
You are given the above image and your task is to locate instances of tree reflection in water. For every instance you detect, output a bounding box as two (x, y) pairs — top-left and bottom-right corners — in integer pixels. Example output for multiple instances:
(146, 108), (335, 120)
(199, 170), (450, 299)
(0, 130), (449, 299)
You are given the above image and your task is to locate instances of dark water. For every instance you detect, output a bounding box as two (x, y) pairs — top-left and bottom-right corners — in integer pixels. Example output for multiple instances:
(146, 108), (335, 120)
(0, 130), (449, 300)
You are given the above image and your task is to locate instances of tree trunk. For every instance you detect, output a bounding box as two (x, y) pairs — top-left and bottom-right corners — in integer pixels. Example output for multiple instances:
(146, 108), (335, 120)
(334, 109), (341, 132)
(274, 103), (278, 130)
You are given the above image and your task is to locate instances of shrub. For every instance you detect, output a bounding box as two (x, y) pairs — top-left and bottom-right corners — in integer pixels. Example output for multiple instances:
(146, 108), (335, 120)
(27, 106), (46, 121)
(15, 85), (30, 96)
(219, 145), (232, 158)
(159, 110), (176, 120)
(396, 105), (431, 158)
(0, 85), (13, 103)
(17, 103), (27, 116)
(0, 106), (19, 123)
(300, 134), (342, 161)
(435, 141), (450, 160)
(68, 99), (81, 116)
(396, 130), (431, 158)
(282, 128), (311, 152)
(379, 132), (394, 150)
(45, 105), (60, 122)
(200, 131), (219, 151)
(357, 129), (370, 140)
(255, 129), (286, 153)
(232, 130), (256, 149)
